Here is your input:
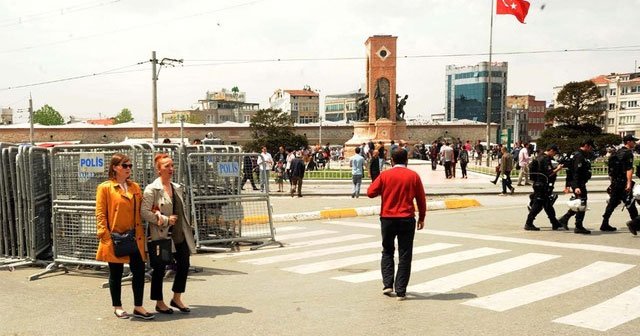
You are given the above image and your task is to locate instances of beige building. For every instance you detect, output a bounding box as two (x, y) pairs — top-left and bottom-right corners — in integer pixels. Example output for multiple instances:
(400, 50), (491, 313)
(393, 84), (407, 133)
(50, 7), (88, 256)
(269, 86), (320, 124)
(1, 108), (13, 125)
(324, 92), (365, 122)
(162, 88), (259, 124)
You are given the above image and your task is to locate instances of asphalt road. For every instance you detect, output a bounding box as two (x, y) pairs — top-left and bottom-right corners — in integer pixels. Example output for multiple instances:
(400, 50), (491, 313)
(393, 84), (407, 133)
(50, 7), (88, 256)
(2, 193), (640, 336)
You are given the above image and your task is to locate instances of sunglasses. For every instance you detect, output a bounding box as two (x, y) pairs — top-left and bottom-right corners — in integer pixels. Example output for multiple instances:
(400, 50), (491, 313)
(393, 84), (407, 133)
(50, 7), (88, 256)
(120, 163), (133, 169)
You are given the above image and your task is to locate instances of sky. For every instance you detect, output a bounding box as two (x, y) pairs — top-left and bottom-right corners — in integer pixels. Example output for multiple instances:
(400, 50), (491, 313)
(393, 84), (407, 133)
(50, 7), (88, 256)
(1, 0), (639, 124)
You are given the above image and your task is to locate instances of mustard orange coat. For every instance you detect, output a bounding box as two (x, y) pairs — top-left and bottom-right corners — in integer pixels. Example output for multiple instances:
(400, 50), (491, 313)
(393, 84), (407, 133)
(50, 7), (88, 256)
(95, 179), (146, 263)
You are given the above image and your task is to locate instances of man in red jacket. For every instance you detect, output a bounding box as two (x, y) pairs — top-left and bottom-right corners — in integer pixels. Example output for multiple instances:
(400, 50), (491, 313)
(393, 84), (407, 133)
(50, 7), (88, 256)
(367, 149), (426, 301)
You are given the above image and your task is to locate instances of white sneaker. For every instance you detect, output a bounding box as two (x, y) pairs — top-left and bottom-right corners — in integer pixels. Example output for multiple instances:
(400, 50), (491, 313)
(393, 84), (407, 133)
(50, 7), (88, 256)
(382, 288), (393, 296)
(396, 295), (407, 301)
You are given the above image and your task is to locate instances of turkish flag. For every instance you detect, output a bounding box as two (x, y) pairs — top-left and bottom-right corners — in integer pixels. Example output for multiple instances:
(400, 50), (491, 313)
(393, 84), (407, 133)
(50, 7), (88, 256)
(496, 0), (530, 23)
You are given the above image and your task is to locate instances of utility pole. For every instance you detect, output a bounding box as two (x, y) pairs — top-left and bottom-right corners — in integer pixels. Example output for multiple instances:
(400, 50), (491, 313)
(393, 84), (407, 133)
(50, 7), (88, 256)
(29, 93), (34, 145)
(485, 0), (495, 167)
(151, 51), (158, 143)
(151, 51), (183, 143)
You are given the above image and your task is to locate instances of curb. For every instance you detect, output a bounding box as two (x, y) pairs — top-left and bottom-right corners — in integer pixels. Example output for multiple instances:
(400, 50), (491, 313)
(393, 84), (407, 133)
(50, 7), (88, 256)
(271, 198), (481, 223)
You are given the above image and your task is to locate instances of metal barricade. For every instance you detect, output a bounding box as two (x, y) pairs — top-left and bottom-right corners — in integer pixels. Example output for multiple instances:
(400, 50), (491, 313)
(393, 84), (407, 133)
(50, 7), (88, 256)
(187, 152), (281, 251)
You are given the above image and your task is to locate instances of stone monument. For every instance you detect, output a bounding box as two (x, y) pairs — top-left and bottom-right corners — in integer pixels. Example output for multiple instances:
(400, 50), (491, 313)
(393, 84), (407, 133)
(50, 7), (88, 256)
(345, 35), (407, 157)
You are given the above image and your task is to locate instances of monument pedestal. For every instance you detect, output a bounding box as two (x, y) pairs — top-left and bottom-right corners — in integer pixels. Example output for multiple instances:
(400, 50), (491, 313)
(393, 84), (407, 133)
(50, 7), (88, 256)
(344, 119), (408, 158)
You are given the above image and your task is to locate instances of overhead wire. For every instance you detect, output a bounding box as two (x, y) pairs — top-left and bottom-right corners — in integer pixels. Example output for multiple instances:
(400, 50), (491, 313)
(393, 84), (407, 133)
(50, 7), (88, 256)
(0, 0), (123, 28)
(0, 0), (265, 54)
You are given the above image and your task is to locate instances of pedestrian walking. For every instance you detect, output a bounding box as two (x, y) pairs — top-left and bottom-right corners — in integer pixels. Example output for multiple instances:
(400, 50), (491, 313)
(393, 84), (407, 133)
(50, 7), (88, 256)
(241, 155), (259, 191)
(141, 154), (196, 315)
(475, 140), (484, 165)
(517, 143), (531, 186)
(369, 149), (381, 182)
(257, 146), (273, 192)
(367, 149), (426, 301)
(499, 147), (515, 196)
(458, 147), (469, 178)
(350, 147), (365, 198)
(289, 151), (305, 197)
(429, 141), (438, 171)
(601, 135), (639, 233)
(440, 142), (454, 179)
(557, 139), (595, 234)
(524, 144), (564, 231)
(95, 153), (154, 320)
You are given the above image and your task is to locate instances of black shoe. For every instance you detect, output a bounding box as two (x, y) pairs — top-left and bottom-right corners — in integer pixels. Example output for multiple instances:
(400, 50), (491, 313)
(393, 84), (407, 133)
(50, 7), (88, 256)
(557, 217), (569, 230)
(170, 300), (191, 313)
(253, 187), (259, 190)
(490, 180), (497, 185)
(524, 225), (540, 231)
(132, 310), (155, 320)
(155, 306), (174, 314)
(551, 223), (561, 231)
(600, 225), (617, 232)
(627, 221), (638, 236)
(574, 227), (591, 235)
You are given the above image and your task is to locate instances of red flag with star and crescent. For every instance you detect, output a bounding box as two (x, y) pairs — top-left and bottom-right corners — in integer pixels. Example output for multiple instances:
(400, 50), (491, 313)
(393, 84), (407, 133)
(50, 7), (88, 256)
(496, 0), (530, 23)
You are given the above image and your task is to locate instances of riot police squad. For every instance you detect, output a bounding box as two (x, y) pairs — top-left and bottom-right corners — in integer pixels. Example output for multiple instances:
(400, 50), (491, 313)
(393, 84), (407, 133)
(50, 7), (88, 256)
(524, 144), (564, 231)
(557, 139), (595, 234)
(601, 134), (639, 233)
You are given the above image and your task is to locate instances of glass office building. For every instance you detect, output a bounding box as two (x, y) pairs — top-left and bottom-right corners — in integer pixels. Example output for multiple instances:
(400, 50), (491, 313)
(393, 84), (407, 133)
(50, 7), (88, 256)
(445, 62), (508, 124)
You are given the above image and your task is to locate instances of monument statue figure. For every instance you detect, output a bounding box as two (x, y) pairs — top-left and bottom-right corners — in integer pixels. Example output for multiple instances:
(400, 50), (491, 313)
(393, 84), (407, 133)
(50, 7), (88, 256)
(396, 94), (408, 120)
(355, 94), (369, 121)
(374, 78), (390, 119)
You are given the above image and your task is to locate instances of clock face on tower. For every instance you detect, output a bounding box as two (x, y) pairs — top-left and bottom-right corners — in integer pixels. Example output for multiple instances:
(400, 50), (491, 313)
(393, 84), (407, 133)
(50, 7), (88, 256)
(376, 46), (390, 61)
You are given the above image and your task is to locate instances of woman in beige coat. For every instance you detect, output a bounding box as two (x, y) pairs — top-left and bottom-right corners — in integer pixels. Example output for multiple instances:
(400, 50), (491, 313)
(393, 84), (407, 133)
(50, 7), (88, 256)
(141, 153), (196, 314)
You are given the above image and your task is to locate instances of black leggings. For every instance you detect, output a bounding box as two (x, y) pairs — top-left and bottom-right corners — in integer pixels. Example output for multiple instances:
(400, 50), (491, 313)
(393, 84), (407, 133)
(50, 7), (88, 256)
(108, 249), (146, 307)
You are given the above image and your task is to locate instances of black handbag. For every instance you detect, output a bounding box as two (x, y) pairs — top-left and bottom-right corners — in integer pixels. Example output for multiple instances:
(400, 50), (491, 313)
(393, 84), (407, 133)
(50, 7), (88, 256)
(107, 193), (138, 258)
(148, 239), (173, 266)
(111, 230), (138, 257)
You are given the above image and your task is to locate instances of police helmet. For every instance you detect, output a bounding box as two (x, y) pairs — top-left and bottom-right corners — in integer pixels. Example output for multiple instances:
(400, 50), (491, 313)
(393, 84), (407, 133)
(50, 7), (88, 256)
(567, 197), (586, 212)
(633, 184), (640, 201)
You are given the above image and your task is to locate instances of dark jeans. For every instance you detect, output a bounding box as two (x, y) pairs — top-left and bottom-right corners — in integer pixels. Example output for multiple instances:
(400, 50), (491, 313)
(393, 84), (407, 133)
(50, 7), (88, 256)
(151, 241), (191, 300)
(559, 185), (588, 226)
(460, 161), (467, 177)
(602, 184), (638, 225)
(501, 171), (513, 193)
(444, 161), (452, 178)
(108, 249), (145, 307)
(290, 176), (303, 196)
(451, 161), (457, 177)
(380, 217), (416, 297)
(430, 157), (437, 170)
(241, 172), (257, 189)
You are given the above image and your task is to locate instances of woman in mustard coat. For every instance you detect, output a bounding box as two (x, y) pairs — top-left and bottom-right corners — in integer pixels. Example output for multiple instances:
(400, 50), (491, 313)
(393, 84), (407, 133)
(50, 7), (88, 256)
(95, 153), (154, 320)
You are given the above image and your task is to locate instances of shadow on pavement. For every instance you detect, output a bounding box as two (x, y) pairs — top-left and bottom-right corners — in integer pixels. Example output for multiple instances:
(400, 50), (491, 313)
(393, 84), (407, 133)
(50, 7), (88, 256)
(409, 292), (478, 301)
(138, 305), (253, 322)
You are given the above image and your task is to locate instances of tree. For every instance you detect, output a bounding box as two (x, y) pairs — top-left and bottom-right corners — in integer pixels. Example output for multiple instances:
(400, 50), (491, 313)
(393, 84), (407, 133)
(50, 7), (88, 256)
(33, 104), (64, 125)
(243, 108), (308, 153)
(537, 124), (620, 156)
(113, 108), (134, 124)
(231, 86), (240, 93)
(545, 80), (604, 126)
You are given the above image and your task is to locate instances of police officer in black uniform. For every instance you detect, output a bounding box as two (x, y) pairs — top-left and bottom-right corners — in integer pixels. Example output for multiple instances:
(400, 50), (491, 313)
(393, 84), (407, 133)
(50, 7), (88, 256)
(557, 139), (594, 234)
(601, 134), (639, 232)
(524, 144), (564, 231)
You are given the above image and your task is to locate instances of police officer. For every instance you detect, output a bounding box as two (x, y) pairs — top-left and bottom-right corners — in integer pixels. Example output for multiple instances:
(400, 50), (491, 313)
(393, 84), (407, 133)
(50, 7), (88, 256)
(524, 144), (564, 231)
(557, 139), (594, 234)
(601, 134), (639, 232)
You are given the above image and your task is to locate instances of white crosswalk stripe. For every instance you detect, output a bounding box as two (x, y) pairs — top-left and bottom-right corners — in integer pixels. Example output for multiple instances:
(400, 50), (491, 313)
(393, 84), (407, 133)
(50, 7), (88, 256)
(463, 261), (635, 312)
(553, 285), (640, 331)
(275, 230), (338, 240)
(274, 226), (307, 233)
(333, 247), (508, 283)
(406, 253), (560, 295)
(241, 241), (381, 265)
(282, 243), (459, 275)
(211, 234), (372, 259)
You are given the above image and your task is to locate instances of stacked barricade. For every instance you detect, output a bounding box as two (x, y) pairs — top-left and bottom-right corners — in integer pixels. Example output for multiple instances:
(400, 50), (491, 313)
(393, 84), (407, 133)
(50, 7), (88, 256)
(25, 143), (272, 280)
(0, 144), (52, 270)
(187, 152), (281, 251)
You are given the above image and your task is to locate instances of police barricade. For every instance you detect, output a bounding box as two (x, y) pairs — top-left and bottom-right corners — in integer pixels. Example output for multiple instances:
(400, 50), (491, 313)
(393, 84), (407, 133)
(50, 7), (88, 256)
(187, 152), (281, 251)
(0, 144), (18, 263)
(28, 144), (140, 280)
(0, 145), (52, 270)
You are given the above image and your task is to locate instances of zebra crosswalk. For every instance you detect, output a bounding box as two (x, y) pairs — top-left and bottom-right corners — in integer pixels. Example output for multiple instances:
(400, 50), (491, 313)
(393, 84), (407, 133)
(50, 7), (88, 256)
(212, 223), (640, 332)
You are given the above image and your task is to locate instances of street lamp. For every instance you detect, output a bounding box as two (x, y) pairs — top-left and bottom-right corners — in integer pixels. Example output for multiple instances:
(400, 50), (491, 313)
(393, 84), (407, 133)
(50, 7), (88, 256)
(319, 116), (323, 145)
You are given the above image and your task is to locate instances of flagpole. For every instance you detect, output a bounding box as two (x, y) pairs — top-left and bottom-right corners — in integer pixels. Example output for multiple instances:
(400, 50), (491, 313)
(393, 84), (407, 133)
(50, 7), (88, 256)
(485, 0), (494, 167)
